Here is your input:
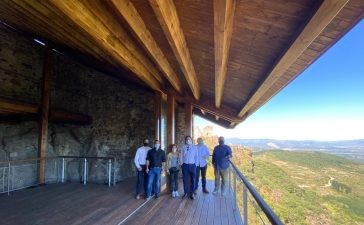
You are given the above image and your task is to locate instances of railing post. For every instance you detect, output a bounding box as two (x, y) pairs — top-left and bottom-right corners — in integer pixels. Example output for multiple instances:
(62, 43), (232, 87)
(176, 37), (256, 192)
(113, 158), (116, 186)
(108, 159), (112, 187)
(61, 157), (65, 183)
(243, 184), (248, 225)
(7, 162), (10, 195)
(228, 167), (231, 193)
(233, 170), (237, 210)
(2, 167), (5, 193)
(83, 158), (87, 185)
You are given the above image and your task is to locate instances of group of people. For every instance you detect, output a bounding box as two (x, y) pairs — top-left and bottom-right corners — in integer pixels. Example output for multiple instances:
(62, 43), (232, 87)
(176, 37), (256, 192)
(133, 136), (232, 201)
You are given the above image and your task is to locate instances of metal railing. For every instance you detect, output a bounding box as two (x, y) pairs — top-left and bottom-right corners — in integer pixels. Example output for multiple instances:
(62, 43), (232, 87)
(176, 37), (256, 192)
(228, 159), (283, 225)
(0, 156), (116, 195)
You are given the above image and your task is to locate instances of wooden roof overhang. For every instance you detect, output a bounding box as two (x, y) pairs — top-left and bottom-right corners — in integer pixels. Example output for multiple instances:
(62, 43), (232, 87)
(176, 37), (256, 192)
(0, 0), (363, 128)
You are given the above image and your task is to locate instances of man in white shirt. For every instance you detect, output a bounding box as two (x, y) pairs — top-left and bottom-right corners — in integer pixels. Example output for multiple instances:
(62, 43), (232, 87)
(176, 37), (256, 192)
(180, 136), (198, 200)
(134, 138), (151, 199)
(195, 137), (210, 194)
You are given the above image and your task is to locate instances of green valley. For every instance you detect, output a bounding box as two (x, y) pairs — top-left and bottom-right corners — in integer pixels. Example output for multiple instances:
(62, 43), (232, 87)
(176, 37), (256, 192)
(233, 150), (364, 225)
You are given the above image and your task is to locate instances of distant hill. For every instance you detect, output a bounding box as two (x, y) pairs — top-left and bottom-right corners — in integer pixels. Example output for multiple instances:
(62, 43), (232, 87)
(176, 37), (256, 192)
(226, 138), (364, 162)
(233, 150), (364, 225)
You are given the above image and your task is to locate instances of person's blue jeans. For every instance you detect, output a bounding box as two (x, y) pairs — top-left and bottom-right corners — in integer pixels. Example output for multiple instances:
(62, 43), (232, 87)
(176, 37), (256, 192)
(182, 163), (196, 195)
(135, 165), (148, 196)
(195, 165), (207, 191)
(146, 167), (162, 198)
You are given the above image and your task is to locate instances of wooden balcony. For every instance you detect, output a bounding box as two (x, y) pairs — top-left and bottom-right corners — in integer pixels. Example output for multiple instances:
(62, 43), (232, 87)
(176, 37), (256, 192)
(0, 178), (242, 225)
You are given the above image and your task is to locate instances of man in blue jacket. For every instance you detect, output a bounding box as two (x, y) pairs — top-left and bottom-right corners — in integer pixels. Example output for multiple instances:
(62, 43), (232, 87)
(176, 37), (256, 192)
(212, 136), (232, 195)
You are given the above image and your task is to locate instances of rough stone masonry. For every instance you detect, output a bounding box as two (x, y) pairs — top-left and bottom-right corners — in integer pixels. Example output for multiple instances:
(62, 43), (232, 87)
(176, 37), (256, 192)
(0, 23), (156, 187)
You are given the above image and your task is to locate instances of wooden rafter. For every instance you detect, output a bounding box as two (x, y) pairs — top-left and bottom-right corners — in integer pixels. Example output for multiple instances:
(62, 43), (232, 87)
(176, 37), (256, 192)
(48, 0), (161, 91)
(238, 0), (349, 118)
(149, 0), (200, 100)
(214, 0), (236, 108)
(109, 0), (183, 94)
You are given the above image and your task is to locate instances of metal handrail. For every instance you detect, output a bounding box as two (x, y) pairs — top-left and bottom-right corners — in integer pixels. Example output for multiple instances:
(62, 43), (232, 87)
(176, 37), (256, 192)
(229, 159), (283, 225)
(0, 156), (117, 195)
(0, 156), (115, 165)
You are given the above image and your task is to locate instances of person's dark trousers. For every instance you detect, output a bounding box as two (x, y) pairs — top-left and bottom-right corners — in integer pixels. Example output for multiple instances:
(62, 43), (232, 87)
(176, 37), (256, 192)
(146, 167), (162, 198)
(135, 165), (147, 196)
(195, 165), (207, 191)
(182, 163), (196, 195)
(169, 167), (179, 192)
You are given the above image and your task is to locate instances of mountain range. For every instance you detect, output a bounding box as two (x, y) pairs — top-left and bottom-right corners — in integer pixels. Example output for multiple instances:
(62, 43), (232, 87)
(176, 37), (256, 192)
(226, 138), (364, 162)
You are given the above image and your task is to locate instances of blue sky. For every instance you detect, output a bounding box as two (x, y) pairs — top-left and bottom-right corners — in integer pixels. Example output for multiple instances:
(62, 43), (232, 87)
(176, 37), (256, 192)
(195, 20), (364, 141)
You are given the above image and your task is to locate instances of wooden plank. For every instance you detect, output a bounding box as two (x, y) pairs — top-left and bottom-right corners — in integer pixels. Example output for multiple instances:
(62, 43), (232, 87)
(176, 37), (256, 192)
(214, 0), (236, 108)
(49, 0), (161, 91)
(109, 0), (183, 94)
(37, 47), (52, 185)
(149, 0), (200, 100)
(238, 0), (349, 118)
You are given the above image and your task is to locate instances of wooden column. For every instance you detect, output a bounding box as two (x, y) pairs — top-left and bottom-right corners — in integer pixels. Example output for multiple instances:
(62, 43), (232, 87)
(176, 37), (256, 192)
(38, 47), (52, 184)
(165, 93), (175, 192)
(154, 91), (162, 141)
(166, 94), (175, 148)
(185, 102), (193, 137)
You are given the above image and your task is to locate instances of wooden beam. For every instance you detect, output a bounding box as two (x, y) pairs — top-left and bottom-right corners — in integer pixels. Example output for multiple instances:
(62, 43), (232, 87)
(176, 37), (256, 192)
(238, 0), (349, 118)
(154, 91), (162, 141)
(185, 102), (193, 137)
(109, 0), (183, 94)
(49, 110), (91, 125)
(149, 0), (200, 100)
(38, 47), (52, 185)
(0, 97), (91, 125)
(214, 0), (236, 108)
(0, 97), (38, 114)
(174, 95), (242, 123)
(167, 94), (175, 146)
(49, 0), (161, 91)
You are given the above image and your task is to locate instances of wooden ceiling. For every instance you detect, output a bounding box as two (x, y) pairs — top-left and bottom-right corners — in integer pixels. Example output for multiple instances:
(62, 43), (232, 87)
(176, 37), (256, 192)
(0, 0), (363, 128)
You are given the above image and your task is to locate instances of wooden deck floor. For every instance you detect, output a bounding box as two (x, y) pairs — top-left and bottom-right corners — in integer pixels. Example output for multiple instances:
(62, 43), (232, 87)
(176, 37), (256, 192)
(0, 178), (242, 225)
(123, 180), (243, 225)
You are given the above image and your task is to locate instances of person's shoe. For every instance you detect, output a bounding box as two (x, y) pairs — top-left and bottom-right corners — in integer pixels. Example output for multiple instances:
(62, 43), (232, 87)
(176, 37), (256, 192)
(154, 194), (159, 199)
(203, 189), (209, 194)
(172, 191), (176, 198)
(189, 194), (195, 200)
(182, 193), (188, 199)
(135, 194), (140, 200)
(145, 196), (151, 201)
(212, 190), (218, 195)
(175, 191), (180, 197)
(221, 191), (226, 196)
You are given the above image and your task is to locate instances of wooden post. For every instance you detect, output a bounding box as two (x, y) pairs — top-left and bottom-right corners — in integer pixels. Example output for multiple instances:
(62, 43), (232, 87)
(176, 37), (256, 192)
(167, 94), (175, 147)
(38, 47), (52, 184)
(185, 102), (193, 138)
(154, 91), (162, 141)
(165, 93), (175, 192)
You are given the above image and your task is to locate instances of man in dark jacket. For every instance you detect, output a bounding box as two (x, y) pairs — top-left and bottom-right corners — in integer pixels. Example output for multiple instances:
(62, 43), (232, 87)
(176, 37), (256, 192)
(146, 139), (166, 200)
(212, 136), (232, 195)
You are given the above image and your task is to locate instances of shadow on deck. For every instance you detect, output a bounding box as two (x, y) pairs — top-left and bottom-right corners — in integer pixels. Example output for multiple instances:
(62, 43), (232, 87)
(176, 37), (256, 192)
(0, 178), (242, 225)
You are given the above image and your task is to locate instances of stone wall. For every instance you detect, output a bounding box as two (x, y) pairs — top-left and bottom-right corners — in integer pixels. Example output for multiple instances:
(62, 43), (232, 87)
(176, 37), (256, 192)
(175, 104), (186, 151)
(0, 24), (156, 187)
